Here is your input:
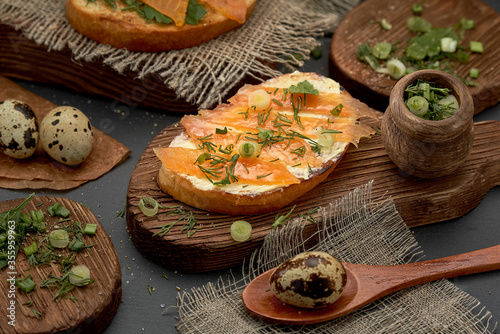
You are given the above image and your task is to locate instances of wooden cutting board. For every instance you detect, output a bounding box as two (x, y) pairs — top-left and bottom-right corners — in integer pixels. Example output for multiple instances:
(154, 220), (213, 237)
(329, 0), (500, 114)
(126, 118), (500, 273)
(0, 24), (197, 114)
(0, 196), (121, 334)
(0, 23), (261, 114)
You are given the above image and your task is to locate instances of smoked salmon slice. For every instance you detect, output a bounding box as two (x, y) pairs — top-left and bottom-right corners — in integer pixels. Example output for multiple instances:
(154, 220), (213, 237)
(201, 0), (249, 23)
(154, 147), (300, 186)
(180, 115), (325, 168)
(194, 105), (375, 147)
(141, 0), (189, 27)
(153, 72), (379, 215)
(156, 73), (377, 190)
(228, 85), (381, 120)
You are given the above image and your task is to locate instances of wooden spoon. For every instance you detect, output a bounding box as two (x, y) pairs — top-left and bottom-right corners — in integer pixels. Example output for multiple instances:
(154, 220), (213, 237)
(242, 244), (500, 325)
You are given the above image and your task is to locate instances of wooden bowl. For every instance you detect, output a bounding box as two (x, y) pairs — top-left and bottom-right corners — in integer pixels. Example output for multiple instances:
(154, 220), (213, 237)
(381, 70), (474, 178)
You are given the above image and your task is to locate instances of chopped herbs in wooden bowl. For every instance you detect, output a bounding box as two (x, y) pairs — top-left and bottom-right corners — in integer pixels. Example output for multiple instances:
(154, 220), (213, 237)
(404, 79), (459, 120)
(381, 70), (474, 178)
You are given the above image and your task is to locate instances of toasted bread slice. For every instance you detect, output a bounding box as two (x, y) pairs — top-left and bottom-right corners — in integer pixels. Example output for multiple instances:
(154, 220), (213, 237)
(65, 0), (257, 52)
(154, 72), (378, 215)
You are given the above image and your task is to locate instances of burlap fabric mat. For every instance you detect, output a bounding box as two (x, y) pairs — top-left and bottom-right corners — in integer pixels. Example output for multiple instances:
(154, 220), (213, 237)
(1, 2), (497, 332)
(0, 0), (359, 109)
(174, 182), (497, 333)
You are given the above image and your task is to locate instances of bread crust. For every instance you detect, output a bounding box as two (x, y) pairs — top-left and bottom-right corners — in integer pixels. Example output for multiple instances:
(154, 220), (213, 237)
(65, 0), (257, 52)
(157, 146), (348, 215)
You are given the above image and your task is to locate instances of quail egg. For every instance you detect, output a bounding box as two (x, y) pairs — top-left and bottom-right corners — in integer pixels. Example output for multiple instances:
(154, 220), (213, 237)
(40, 106), (94, 165)
(0, 99), (39, 159)
(269, 251), (347, 308)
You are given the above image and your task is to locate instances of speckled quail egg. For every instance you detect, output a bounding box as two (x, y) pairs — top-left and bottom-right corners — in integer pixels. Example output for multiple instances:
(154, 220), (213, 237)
(0, 99), (39, 159)
(269, 251), (347, 308)
(40, 106), (93, 165)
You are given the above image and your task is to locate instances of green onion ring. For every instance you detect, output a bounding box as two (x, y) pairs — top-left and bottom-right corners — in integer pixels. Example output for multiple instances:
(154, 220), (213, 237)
(49, 229), (70, 248)
(230, 220), (252, 242)
(139, 197), (159, 216)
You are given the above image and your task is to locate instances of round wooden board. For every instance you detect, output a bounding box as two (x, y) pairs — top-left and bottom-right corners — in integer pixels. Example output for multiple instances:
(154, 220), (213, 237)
(0, 196), (121, 334)
(329, 0), (500, 114)
(126, 118), (500, 274)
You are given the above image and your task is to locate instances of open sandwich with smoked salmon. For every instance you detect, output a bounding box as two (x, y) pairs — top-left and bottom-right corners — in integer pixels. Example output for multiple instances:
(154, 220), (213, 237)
(65, 0), (257, 52)
(154, 72), (379, 215)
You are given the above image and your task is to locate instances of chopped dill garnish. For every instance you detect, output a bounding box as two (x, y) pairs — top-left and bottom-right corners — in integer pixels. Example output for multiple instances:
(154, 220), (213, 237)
(272, 98), (283, 106)
(216, 126), (228, 134)
(291, 146), (306, 158)
(330, 104), (343, 116)
(238, 108), (249, 119)
(271, 205), (296, 229)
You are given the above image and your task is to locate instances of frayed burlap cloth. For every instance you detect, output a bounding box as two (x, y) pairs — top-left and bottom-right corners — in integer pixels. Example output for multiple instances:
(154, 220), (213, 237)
(0, 0), (359, 109)
(174, 182), (497, 334)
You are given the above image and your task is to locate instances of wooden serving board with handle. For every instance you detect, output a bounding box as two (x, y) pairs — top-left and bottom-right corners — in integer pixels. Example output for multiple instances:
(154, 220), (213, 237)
(329, 0), (500, 114)
(0, 196), (121, 334)
(126, 117), (500, 273)
(0, 23), (198, 114)
(0, 23), (261, 114)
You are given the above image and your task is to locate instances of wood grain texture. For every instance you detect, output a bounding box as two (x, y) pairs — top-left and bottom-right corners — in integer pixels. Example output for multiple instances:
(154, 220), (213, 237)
(0, 197), (121, 334)
(126, 118), (500, 273)
(329, 0), (500, 114)
(0, 23), (262, 113)
(0, 24), (197, 114)
(242, 244), (500, 325)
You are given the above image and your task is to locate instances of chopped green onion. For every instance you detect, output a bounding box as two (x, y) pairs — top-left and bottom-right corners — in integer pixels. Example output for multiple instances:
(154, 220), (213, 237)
(405, 43), (427, 60)
(215, 127), (228, 135)
(380, 18), (392, 30)
(404, 79), (458, 120)
(372, 42), (392, 60)
(460, 17), (474, 30)
(248, 89), (271, 111)
(230, 220), (252, 242)
(469, 68), (479, 79)
(314, 126), (336, 151)
(412, 3), (423, 15)
(419, 82), (431, 100)
(239, 142), (261, 158)
(470, 41), (483, 53)
(437, 94), (459, 111)
(84, 223), (98, 235)
(139, 197), (159, 216)
(69, 238), (86, 252)
(387, 59), (406, 79)
(406, 96), (429, 116)
(196, 152), (211, 164)
(310, 45), (322, 59)
(407, 16), (432, 33)
(357, 43), (379, 70)
(69, 265), (92, 286)
(24, 241), (38, 256)
(49, 229), (70, 248)
(30, 209), (45, 224)
(33, 220), (46, 233)
(16, 275), (36, 293)
(440, 37), (457, 53)
(47, 202), (70, 218)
